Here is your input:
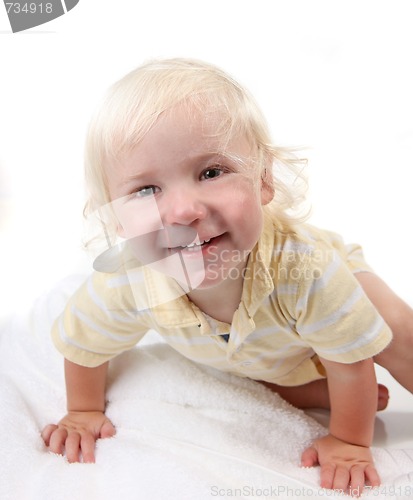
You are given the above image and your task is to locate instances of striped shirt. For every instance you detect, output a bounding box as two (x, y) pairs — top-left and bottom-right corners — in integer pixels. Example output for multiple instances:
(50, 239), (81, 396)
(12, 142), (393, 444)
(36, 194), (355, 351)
(52, 215), (392, 386)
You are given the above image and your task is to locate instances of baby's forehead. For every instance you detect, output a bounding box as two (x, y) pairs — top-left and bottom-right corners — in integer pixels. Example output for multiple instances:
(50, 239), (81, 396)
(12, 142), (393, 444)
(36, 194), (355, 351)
(127, 105), (252, 156)
(114, 137), (254, 171)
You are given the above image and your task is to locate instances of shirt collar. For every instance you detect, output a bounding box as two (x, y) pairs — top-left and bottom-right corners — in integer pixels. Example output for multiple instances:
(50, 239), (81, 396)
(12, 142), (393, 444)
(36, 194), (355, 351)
(241, 212), (275, 318)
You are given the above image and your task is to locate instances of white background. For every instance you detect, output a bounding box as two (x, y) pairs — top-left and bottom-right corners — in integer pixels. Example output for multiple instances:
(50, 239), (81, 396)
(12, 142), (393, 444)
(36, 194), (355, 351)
(1, 0), (412, 318)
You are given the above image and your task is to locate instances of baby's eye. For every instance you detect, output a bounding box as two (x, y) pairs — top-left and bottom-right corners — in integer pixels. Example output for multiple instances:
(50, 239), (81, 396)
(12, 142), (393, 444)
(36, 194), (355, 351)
(201, 166), (225, 180)
(134, 186), (159, 198)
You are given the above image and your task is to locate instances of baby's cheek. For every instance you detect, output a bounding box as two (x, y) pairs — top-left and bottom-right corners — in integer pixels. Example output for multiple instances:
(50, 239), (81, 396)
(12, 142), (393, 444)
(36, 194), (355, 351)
(113, 196), (164, 239)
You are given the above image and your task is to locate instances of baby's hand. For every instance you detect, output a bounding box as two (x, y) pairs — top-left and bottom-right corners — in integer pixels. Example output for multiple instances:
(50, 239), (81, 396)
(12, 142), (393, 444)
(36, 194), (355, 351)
(301, 434), (380, 496)
(41, 411), (116, 463)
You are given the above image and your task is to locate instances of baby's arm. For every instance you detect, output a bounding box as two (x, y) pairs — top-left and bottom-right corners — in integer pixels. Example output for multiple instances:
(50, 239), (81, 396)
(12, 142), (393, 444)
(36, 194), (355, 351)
(301, 357), (380, 494)
(41, 358), (115, 463)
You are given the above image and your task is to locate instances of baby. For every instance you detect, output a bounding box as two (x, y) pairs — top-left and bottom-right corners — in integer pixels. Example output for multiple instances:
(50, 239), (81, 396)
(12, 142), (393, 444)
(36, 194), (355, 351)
(42, 58), (413, 494)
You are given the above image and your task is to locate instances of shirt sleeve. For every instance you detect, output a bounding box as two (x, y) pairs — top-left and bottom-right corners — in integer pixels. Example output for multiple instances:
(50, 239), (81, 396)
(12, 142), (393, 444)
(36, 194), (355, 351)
(291, 241), (392, 363)
(51, 270), (152, 367)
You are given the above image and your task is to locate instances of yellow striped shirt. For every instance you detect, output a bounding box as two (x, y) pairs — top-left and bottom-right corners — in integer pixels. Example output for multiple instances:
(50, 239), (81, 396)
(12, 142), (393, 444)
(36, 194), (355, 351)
(52, 215), (392, 386)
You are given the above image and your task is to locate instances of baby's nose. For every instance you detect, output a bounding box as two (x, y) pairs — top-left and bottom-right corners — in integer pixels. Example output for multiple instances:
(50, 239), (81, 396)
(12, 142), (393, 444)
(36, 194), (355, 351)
(162, 190), (207, 226)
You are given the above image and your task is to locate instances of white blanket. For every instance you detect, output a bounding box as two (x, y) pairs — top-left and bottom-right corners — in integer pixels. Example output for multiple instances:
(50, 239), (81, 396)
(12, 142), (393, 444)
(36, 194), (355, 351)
(1, 275), (412, 500)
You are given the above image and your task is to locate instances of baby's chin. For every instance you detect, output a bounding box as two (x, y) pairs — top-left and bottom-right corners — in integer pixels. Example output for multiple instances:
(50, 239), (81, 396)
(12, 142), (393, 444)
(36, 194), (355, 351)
(145, 252), (206, 292)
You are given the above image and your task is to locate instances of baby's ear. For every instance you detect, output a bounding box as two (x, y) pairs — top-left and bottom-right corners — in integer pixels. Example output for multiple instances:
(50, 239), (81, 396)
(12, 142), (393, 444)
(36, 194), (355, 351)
(260, 164), (274, 205)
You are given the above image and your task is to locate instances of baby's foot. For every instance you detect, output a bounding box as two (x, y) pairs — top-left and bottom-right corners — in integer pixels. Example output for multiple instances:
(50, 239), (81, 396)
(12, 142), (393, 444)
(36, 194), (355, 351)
(377, 383), (390, 410)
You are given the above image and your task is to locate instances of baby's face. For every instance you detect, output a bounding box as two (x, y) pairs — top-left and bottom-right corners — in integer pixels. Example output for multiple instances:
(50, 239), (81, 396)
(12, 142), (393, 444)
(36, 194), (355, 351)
(105, 106), (268, 291)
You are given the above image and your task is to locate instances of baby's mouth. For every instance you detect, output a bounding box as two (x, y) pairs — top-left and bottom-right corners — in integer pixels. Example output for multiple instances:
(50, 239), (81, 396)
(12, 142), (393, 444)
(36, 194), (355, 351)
(156, 225), (198, 250)
(177, 238), (212, 252)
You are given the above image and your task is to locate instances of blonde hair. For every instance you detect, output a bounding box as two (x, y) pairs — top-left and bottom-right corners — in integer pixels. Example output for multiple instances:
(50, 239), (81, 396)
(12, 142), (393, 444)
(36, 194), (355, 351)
(84, 58), (308, 249)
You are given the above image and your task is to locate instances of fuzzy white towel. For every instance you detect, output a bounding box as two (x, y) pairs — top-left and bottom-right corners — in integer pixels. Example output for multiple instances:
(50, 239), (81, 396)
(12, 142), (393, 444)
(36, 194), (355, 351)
(0, 275), (412, 500)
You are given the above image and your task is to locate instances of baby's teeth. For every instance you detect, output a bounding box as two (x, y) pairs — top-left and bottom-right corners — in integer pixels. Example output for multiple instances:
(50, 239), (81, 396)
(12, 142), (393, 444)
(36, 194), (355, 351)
(181, 238), (211, 249)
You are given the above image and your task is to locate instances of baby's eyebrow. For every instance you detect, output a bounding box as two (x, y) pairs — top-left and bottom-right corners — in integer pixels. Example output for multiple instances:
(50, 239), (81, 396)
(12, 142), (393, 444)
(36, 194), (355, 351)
(200, 151), (240, 164)
(120, 173), (144, 186)
(207, 152), (247, 167)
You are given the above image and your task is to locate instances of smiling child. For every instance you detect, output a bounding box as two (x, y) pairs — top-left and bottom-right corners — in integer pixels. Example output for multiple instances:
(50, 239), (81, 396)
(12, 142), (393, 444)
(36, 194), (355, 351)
(42, 59), (413, 494)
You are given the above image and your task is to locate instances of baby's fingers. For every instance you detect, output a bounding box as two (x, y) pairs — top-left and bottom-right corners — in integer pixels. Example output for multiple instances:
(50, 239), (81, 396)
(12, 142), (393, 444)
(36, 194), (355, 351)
(349, 466), (365, 496)
(43, 426), (97, 463)
(41, 424), (58, 446)
(301, 446), (319, 467)
(319, 463), (349, 491)
(348, 465), (380, 497)
(65, 431), (96, 463)
(80, 432), (98, 463)
(321, 464), (381, 497)
(65, 431), (81, 463)
(48, 426), (69, 456)
(364, 464), (381, 488)
(100, 419), (116, 439)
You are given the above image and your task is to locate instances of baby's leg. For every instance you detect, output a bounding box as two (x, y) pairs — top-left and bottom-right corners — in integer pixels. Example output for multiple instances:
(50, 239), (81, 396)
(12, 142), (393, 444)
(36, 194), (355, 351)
(260, 379), (389, 410)
(356, 272), (413, 393)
